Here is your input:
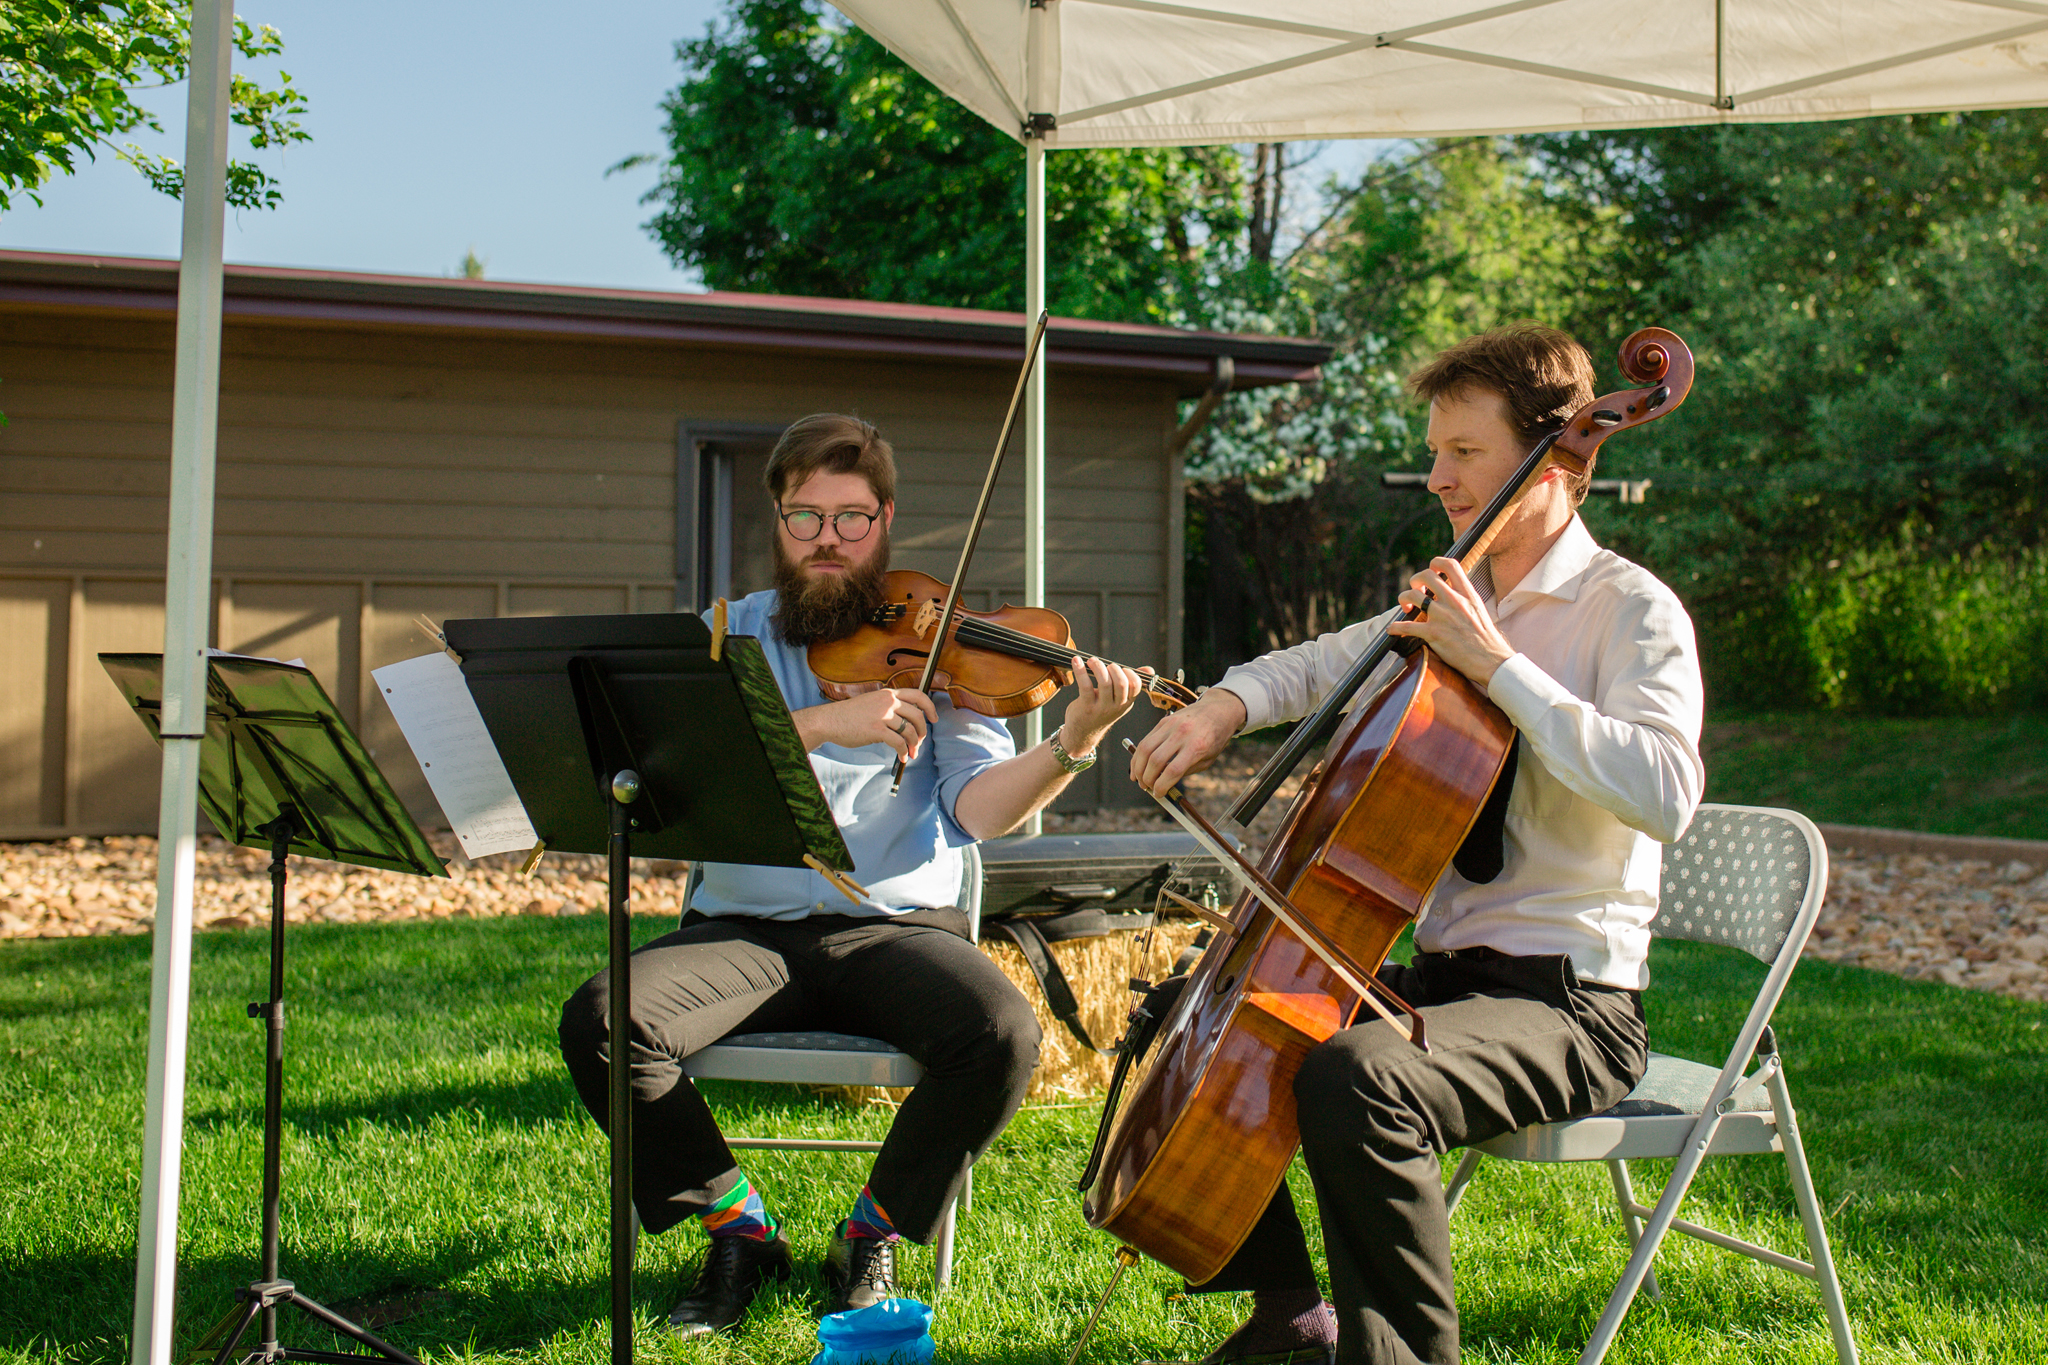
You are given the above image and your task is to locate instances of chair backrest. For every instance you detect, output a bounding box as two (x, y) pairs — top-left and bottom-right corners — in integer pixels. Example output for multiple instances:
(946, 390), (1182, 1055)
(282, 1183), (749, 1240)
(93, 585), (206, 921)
(1657, 804), (1827, 968)
(1655, 803), (1831, 1105)
(960, 842), (983, 944)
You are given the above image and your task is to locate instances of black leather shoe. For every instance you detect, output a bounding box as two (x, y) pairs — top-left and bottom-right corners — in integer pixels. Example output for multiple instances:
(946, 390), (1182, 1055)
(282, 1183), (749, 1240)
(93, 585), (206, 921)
(819, 1222), (899, 1316)
(666, 1231), (793, 1338)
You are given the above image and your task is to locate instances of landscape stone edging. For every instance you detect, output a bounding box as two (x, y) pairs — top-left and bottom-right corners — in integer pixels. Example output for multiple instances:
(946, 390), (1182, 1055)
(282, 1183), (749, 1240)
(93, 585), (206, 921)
(1815, 822), (2048, 869)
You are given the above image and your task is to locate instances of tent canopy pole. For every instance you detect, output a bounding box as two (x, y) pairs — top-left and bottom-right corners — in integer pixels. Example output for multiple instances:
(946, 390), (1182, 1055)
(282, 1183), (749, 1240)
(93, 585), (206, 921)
(131, 2), (233, 1361)
(1022, 134), (1047, 834)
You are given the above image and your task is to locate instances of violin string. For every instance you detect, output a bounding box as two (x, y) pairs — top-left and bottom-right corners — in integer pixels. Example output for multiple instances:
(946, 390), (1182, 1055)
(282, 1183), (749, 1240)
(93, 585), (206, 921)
(949, 617), (1180, 696)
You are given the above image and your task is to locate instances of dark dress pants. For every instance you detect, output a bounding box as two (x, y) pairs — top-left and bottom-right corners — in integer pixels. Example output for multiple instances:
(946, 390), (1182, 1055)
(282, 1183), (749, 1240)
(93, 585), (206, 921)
(1198, 951), (1648, 1365)
(558, 910), (1042, 1243)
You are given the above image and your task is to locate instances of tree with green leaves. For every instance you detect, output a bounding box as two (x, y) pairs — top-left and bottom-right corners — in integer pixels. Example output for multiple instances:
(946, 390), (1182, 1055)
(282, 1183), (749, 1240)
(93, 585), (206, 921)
(628, 0), (1243, 323)
(1519, 113), (2048, 709)
(0, 0), (309, 212)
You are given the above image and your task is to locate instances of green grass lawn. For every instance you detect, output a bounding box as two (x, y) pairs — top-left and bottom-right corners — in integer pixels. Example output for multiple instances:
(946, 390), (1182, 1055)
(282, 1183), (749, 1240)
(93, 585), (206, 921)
(1701, 712), (2048, 841)
(3, 914), (2045, 1364)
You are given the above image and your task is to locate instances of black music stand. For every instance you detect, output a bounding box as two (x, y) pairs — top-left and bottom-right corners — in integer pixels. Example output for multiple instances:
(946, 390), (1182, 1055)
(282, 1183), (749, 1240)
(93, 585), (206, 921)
(441, 612), (852, 1365)
(100, 653), (447, 1365)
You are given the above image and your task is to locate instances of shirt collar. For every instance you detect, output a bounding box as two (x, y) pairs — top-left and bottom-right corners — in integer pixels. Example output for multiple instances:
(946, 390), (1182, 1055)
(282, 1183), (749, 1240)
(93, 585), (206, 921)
(1499, 514), (1599, 609)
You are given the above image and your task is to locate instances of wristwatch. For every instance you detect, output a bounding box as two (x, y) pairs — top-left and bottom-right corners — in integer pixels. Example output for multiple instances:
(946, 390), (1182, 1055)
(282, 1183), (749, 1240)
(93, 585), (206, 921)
(1049, 727), (1097, 775)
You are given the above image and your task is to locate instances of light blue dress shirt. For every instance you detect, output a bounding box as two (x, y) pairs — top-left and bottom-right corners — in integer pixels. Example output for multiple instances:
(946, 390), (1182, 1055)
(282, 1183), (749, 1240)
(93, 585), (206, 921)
(687, 589), (1017, 921)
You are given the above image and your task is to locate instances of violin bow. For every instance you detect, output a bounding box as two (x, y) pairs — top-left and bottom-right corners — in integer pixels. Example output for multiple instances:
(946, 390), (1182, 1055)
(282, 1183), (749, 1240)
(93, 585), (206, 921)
(889, 309), (1053, 795)
(1227, 327), (1696, 826)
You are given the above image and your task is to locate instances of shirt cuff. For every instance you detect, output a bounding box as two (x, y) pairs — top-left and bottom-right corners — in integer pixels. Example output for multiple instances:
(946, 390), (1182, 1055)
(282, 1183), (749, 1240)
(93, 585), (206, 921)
(1483, 651), (1573, 730)
(1212, 670), (1275, 734)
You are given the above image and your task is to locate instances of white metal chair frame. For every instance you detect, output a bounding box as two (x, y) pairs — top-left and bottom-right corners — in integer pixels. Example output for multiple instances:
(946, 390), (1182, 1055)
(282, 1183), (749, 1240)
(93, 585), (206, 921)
(1442, 804), (1859, 1365)
(677, 844), (982, 1290)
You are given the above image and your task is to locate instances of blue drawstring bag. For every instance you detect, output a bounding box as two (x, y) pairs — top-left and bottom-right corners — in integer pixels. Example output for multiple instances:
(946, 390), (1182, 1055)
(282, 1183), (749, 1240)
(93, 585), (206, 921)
(810, 1297), (936, 1365)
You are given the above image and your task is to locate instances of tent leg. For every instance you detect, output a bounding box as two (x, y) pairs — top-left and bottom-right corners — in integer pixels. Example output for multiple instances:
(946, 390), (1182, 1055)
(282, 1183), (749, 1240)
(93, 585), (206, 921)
(1022, 136), (1047, 834)
(131, 2), (234, 1363)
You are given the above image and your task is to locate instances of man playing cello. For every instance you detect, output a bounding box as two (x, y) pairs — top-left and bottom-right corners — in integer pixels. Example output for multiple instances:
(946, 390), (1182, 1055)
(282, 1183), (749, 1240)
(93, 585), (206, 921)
(1129, 323), (1707, 1365)
(559, 413), (1151, 1337)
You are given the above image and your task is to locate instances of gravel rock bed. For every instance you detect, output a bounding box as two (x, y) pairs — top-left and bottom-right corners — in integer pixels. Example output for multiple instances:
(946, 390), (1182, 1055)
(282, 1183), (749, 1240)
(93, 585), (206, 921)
(0, 833), (690, 938)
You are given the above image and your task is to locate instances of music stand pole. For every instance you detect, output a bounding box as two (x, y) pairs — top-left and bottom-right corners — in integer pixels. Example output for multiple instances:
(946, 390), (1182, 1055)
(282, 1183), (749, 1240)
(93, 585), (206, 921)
(255, 809), (293, 1358)
(606, 770), (639, 1365)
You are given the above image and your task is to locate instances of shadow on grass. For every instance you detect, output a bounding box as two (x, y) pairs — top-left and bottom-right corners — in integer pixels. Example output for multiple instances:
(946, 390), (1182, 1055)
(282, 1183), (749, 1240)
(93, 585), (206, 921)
(174, 1073), (887, 1147)
(182, 1072), (584, 1137)
(0, 1240), (498, 1365)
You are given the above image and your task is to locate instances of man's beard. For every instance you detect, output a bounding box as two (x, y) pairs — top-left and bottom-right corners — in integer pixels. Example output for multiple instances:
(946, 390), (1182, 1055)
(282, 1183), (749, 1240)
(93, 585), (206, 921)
(772, 531), (891, 646)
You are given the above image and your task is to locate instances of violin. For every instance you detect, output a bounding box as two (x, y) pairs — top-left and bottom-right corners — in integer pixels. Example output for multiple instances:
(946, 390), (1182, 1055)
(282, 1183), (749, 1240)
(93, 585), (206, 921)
(808, 569), (1197, 719)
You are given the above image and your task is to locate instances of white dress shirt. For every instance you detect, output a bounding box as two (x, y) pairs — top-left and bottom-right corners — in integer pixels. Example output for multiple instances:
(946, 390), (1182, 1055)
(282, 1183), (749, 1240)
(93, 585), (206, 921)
(1215, 515), (1705, 989)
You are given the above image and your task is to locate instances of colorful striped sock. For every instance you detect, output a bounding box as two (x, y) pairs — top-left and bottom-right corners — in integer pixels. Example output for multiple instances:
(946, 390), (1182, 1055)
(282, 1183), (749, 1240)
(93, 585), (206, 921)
(700, 1170), (778, 1241)
(844, 1184), (899, 1243)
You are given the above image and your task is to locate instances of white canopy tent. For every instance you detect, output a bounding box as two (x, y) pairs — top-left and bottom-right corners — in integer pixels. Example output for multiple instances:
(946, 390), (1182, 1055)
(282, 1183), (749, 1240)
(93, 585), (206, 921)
(830, 0), (2048, 146)
(133, 3), (2046, 1361)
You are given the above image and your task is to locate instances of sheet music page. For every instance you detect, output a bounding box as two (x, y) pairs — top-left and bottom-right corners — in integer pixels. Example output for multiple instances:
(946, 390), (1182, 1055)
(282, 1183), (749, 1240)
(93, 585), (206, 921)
(371, 651), (537, 858)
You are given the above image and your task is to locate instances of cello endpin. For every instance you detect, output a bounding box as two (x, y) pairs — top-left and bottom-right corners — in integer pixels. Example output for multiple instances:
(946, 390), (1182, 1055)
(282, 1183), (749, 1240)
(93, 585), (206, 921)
(1066, 1246), (1143, 1365)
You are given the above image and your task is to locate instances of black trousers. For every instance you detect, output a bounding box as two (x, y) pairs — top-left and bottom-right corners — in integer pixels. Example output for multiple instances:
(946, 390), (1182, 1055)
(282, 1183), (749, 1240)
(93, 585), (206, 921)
(1198, 951), (1648, 1365)
(558, 910), (1042, 1244)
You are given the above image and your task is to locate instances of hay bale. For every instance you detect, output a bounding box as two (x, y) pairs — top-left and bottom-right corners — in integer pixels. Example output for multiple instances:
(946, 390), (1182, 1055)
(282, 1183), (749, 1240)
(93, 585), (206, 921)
(984, 921), (1207, 1101)
(822, 919), (1206, 1107)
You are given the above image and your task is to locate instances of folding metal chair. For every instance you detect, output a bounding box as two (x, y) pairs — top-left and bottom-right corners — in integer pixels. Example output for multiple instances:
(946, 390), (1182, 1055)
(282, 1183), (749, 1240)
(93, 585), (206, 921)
(676, 844), (982, 1290)
(1443, 804), (1858, 1364)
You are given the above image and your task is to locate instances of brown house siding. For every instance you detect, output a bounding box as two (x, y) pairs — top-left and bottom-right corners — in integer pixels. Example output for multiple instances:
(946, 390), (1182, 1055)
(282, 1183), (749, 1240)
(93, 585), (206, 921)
(2, 288), (1261, 837)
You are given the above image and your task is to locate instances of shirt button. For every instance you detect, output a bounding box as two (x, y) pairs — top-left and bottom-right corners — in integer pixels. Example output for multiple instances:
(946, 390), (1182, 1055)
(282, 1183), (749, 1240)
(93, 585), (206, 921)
(815, 901), (826, 910)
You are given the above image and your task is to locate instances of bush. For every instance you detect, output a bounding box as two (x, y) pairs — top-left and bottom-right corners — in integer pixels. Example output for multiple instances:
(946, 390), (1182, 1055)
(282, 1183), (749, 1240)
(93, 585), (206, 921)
(1701, 542), (2048, 714)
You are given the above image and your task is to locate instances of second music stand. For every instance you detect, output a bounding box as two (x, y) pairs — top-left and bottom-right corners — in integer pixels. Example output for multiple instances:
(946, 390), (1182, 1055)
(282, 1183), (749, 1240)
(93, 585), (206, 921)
(442, 611), (852, 1364)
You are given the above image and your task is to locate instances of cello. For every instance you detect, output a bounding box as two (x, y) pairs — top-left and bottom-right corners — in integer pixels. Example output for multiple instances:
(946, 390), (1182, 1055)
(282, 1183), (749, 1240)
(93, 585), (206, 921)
(1078, 328), (1696, 1286)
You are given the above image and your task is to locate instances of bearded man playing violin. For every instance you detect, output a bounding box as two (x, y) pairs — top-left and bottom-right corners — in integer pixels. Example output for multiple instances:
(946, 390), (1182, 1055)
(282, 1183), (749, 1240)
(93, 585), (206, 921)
(1129, 323), (1707, 1365)
(560, 412), (1151, 1337)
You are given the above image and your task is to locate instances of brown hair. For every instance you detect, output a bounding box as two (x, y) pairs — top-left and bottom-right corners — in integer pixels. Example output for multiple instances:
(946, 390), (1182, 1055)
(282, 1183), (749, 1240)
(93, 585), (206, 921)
(1407, 323), (1598, 503)
(763, 413), (897, 507)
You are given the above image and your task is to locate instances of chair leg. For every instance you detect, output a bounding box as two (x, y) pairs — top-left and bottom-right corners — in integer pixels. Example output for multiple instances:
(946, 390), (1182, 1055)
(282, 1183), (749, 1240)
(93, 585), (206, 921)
(962, 1164), (973, 1216)
(1578, 1110), (1727, 1365)
(1443, 1148), (1484, 1217)
(1606, 1160), (1661, 1302)
(1769, 1069), (1860, 1365)
(933, 1197), (958, 1293)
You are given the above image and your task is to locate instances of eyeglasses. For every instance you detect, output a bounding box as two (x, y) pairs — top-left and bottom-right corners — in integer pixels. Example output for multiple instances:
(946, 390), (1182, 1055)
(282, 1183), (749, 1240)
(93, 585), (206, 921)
(778, 508), (880, 542)
(778, 507), (880, 542)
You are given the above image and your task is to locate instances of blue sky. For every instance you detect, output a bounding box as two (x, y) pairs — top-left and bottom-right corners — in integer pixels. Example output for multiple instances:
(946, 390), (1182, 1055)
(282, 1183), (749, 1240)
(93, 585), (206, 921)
(0, 0), (1388, 294)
